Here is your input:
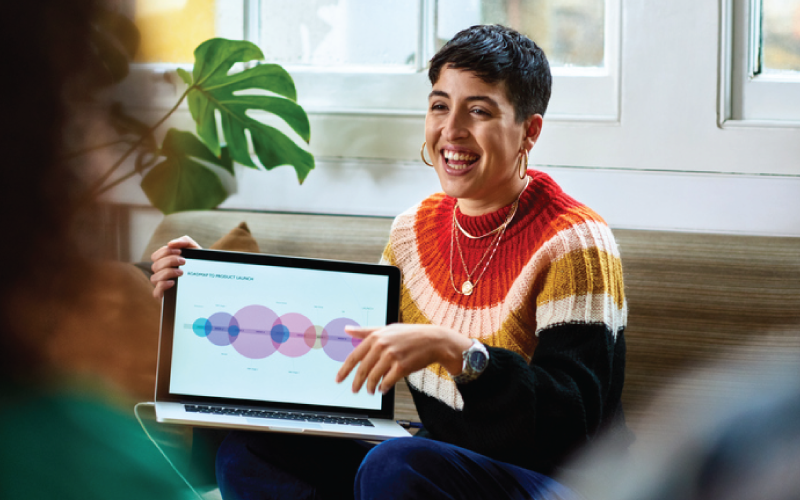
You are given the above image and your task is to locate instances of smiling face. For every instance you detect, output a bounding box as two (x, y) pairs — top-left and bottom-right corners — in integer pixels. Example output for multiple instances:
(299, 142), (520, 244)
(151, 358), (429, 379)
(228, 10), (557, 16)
(425, 66), (542, 216)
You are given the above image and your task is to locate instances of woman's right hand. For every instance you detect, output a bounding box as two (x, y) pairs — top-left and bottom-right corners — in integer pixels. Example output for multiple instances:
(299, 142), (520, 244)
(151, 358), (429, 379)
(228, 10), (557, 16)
(150, 235), (202, 299)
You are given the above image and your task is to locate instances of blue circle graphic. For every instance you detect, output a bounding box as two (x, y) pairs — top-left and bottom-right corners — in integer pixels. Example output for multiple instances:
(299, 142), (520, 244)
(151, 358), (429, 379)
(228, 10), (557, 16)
(270, 323), (290, 344)
(228, 324), (240, 337)
(192, 318), (211, 337)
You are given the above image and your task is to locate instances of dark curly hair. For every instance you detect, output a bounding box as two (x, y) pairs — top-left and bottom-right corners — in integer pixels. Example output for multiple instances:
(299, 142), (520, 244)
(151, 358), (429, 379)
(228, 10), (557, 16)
(0, 0), (100, 381)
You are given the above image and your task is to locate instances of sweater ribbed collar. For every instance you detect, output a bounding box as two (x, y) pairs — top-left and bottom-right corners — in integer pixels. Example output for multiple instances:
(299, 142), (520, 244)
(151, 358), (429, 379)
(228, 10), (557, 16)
(451, 173), (540, 245)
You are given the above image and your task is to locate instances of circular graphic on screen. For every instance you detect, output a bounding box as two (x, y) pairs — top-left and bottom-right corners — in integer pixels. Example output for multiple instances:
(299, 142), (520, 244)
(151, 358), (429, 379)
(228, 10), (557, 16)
(191, 306), (362, 361)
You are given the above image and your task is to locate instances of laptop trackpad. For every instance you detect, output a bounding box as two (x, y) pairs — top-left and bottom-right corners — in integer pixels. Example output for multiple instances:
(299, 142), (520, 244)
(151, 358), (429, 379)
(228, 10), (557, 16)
(246, 418), (322, 430)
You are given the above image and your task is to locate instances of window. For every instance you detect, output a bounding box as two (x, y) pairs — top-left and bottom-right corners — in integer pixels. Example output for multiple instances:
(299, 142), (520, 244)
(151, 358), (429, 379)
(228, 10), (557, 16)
(112, 0), (800, 244)
(125, 0), (619, 120)
(259, 0), (421, 68)
(759, 0), (800, 74)
(720, 0), (800, 125)
(126, 0), (244, 63)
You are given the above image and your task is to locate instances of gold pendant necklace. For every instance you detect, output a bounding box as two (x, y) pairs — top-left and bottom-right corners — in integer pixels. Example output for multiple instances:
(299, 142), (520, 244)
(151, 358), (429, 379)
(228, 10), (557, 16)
(452, 209), (509, 295)
(449, 176), (529, 296)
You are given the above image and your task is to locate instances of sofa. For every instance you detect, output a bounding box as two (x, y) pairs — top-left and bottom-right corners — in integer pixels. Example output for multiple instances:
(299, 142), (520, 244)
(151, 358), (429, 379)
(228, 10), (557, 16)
(107, 208), (800, 492)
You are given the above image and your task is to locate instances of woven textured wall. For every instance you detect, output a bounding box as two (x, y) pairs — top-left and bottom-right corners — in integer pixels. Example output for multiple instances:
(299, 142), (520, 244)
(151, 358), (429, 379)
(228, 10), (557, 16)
(615, 229), (800, 434)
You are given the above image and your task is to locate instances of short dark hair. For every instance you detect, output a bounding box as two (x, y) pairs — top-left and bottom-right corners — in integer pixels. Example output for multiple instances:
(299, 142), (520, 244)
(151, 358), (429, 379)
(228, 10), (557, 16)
(428, 24), (552, 122)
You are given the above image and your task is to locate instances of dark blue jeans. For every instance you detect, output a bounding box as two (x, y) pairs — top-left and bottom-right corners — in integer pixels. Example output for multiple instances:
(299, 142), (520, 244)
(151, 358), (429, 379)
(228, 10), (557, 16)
(216, 431), (577, 500)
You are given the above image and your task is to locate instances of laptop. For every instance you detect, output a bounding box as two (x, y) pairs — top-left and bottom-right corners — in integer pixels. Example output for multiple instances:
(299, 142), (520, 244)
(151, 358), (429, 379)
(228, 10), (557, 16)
(154, 248), (411, 441)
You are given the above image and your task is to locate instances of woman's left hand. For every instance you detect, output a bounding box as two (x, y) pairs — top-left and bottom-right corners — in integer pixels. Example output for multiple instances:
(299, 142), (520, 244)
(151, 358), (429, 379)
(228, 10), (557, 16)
(336, 324), (472, 395)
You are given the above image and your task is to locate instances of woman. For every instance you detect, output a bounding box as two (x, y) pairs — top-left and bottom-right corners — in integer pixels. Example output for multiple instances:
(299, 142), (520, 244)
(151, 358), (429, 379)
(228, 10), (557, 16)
(152, 24), (629, 500)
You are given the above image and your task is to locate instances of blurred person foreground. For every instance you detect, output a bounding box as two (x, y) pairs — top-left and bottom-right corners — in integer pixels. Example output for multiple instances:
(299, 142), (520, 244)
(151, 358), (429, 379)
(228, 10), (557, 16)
(562, 349), (800, 500)
(0, 1), (195, 498)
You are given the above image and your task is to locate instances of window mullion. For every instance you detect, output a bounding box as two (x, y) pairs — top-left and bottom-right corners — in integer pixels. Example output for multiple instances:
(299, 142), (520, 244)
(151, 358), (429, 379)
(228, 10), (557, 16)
(417, 0), (437, 72)
(245, 0), (261, 47)
(749, 0), (763, 76)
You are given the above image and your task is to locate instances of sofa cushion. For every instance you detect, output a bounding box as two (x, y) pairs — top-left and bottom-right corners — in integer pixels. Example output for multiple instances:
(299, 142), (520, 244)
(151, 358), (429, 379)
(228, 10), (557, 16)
(209, 221), (260, 253)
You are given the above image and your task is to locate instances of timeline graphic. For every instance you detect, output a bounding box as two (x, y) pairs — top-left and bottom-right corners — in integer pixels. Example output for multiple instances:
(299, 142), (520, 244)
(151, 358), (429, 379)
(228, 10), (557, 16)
(190, 304), (363, 362)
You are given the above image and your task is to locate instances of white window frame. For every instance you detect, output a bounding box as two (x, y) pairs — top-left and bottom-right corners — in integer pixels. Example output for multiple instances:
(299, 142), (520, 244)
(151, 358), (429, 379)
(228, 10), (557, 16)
(124, 0), (620, 121)
(719, 0), (800, 127)
(283, 0), (621, 121)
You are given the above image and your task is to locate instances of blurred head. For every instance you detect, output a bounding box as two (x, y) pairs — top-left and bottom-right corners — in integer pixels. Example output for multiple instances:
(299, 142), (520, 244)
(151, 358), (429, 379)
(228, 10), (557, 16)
(0, 0), (101, 382)
(564, 359), (800, 500)
(424, 25), (551, 215)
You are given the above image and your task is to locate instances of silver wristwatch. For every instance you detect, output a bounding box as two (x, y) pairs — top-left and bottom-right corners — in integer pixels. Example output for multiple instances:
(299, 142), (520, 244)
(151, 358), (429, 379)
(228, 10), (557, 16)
(453, 339), (489, 384)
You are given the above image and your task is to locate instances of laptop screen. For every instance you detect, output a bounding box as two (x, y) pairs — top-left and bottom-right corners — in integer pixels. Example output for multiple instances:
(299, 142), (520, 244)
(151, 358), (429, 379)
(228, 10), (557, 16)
(156, 248), (401, 418)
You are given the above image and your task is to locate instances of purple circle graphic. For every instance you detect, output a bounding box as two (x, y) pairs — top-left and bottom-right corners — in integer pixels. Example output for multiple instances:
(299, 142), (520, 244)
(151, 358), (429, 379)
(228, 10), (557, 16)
(230, 305), (279, 359)
(207, 312), (235, 346)
(322, 317), (361, 362)
(274, 313), (314, 358)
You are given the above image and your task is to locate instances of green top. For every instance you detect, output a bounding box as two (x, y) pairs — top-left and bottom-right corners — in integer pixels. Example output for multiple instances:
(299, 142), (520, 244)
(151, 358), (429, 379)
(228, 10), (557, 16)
(0, 384), (198, 500)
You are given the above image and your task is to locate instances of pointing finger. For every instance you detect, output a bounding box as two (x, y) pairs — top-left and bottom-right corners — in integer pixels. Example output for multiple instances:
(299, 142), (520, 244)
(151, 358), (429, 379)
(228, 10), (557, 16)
(344, 326), (380, 339)
(336, 336), (372, 383)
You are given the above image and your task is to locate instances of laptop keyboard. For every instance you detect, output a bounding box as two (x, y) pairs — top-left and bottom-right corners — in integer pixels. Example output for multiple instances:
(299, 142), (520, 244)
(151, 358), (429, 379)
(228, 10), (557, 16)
(184, 405), (374, 427)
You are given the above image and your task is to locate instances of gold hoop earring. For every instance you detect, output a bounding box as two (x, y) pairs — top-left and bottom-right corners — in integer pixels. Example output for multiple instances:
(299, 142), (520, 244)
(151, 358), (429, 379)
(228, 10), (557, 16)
(420, 141), (434, 167)
(517, 148), (529, 179)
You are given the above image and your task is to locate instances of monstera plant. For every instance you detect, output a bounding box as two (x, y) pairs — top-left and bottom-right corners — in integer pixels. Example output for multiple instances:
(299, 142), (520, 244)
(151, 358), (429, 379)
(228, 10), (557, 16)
(82, 36), (313, 214)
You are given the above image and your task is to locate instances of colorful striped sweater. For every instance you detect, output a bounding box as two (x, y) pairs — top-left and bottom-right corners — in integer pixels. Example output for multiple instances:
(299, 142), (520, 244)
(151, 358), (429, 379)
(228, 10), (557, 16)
(382, 170), (630, 474)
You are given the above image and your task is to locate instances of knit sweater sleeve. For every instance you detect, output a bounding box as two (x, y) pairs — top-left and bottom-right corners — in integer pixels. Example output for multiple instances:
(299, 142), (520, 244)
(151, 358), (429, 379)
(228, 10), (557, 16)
(393, 195), (629, 474)
(442, 323), (626, 474)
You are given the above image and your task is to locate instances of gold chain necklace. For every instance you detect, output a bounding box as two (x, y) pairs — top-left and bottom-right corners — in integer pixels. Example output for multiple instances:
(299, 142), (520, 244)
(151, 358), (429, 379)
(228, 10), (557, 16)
(454, 201), (518, 239)
(449, 176), (529, 296)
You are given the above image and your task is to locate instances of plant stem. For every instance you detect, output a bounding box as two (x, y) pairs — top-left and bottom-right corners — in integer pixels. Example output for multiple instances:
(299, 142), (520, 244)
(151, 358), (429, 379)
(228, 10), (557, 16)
(93, 148), (162, 199)
(84, 87), (192, 202)
(93, 170), (138, 198)
(63, 137), (135, 160)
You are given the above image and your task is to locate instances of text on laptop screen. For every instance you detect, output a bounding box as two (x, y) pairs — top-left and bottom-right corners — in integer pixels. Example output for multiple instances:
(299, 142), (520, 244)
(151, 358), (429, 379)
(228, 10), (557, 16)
(169, 257), (388, 411)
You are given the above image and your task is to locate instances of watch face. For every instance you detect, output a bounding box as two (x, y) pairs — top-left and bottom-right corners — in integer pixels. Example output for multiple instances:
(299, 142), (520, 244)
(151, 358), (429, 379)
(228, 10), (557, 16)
(468, 350), (488, 372)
